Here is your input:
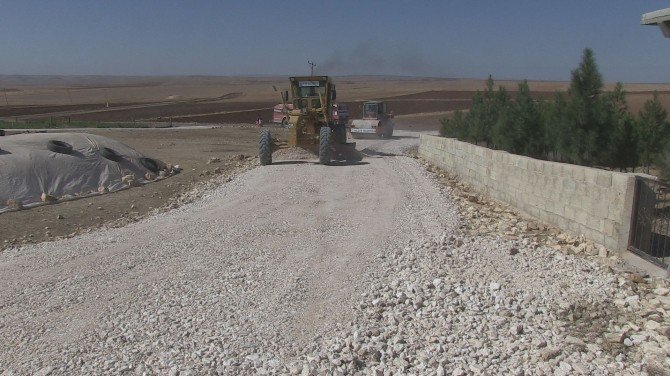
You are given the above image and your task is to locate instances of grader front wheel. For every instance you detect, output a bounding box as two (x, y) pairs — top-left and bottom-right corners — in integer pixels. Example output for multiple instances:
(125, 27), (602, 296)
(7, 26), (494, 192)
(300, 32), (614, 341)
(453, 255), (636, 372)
(383, 125), (394, 138)
(259, 129), (272, 165)
(319, 127), (331, 165)
(333, 125), (347, 144)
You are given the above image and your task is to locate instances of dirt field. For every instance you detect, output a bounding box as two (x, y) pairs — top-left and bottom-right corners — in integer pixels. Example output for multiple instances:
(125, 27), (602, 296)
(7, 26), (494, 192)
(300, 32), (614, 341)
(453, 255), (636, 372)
(2, 75), (667, 125)
(1, 75), (669, 247)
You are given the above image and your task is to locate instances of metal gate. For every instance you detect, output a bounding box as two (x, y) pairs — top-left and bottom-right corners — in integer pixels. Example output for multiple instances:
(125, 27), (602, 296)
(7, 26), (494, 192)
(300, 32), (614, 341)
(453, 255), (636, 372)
(629, 177), (670, 268)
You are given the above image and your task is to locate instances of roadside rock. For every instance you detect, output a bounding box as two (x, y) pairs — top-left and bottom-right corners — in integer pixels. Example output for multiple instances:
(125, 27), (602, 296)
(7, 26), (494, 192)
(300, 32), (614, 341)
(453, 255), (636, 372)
(6, 199), (23, 210)
(40, 193), (57, 203)
(121, 174), (139, 187)
(540, 347), (561, 362)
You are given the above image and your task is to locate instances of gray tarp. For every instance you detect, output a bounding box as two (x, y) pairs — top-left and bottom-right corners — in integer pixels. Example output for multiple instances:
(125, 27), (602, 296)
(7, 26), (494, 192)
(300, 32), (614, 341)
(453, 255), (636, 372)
(0, 132), (163, 213)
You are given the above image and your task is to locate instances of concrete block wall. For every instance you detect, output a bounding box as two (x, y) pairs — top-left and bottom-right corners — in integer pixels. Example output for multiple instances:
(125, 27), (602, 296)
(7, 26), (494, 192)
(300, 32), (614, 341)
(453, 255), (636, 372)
(419, 135), (637, 252)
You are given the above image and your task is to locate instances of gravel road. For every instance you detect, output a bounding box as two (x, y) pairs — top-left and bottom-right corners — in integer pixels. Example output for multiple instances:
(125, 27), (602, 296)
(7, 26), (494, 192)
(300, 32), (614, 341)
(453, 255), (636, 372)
(1, 131), (668, 375)
(0, 131), (449, 374)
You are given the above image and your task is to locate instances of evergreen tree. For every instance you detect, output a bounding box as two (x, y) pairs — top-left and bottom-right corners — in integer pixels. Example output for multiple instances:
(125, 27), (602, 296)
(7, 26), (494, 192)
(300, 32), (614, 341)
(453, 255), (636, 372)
(656, 140), (670, 180)
(440, 110), (469, 140)
(566, 48), (607, 165)
(570, 48), (603, 100)
(492, 102), (515, 153)
(481, 75), (500, 147)
(543, 93), (570, 161)
(515, 81), (545, 158)
(536, 100), (553, 160)
(468, 75), (500, 147)
(468, 91), (487, 144)
(603, 83), (638, 171)
(490, 86), (512, 150)
(637, 92), (670, 172)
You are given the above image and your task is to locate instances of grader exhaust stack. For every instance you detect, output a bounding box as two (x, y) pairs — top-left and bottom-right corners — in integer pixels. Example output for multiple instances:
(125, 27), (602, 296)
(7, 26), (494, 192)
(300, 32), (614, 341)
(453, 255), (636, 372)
(259, 76), (357, 165)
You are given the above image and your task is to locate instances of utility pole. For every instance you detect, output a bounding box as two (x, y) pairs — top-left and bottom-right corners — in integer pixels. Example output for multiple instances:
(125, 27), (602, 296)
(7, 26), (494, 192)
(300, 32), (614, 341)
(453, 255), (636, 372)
(308, 60), (316, 76)
(66, 88), (73, 105)
(2, 89), (8, 106)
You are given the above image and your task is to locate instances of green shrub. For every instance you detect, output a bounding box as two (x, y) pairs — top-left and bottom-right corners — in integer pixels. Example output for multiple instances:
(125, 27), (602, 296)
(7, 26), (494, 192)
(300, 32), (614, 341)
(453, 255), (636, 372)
(438, 48), (669, 177)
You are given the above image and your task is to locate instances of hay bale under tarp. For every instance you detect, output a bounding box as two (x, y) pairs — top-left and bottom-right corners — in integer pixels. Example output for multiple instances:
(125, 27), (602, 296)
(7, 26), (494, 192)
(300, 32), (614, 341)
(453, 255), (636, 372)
(0, 132), (168, 213)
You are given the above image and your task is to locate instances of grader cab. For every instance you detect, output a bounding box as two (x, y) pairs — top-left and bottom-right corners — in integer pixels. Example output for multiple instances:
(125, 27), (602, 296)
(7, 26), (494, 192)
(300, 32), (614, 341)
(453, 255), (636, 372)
(259, 76), (354, 165)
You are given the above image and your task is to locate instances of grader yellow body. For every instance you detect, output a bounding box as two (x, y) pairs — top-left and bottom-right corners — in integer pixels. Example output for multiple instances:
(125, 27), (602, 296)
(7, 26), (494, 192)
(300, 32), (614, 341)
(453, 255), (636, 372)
(259, 76), (354, 165)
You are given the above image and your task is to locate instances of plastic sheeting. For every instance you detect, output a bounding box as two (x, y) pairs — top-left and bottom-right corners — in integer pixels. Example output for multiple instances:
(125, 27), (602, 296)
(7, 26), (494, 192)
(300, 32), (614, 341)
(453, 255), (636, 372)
(0, 132), (163, 213)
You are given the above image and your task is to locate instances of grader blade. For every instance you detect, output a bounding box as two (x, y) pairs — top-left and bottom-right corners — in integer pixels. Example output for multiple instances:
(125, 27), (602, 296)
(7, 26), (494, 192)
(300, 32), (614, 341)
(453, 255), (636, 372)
(331, 142), (362, 162)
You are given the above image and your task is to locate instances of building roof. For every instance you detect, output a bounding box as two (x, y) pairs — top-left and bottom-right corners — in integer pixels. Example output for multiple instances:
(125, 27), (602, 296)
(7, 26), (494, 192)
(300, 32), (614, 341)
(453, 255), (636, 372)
(642, 8), (670, 37)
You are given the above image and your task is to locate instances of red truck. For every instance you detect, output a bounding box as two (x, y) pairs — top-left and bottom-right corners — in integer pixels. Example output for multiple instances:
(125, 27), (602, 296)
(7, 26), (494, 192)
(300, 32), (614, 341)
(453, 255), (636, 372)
(332, 103), (349, 126)
(272, 103), (294, 126)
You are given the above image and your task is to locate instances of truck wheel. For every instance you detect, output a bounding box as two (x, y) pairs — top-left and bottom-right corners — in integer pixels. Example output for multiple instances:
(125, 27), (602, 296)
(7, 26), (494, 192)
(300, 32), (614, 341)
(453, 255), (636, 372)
(319, 127), (331, 165)
(333, 125), (346, 144)
(139, 157), (160, 173)
(47, 140), (73, 154)
(100, 147), (123, 162)
(259, 129), (272, 165)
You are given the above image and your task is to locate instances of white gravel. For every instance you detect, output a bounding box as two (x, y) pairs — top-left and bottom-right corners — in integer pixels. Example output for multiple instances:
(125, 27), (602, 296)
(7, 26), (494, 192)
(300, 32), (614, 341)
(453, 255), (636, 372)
(0, 130), (668, 375)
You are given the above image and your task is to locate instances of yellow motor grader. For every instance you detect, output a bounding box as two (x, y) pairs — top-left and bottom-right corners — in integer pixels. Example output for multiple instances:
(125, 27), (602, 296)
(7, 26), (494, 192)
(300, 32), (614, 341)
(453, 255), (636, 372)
(259, 76), (355, 165)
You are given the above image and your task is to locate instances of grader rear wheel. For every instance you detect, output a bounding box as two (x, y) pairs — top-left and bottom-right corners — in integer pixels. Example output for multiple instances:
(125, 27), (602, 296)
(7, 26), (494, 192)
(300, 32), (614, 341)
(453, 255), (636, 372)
(383, 125), (394, 138)
(259, 129), (272, 165)
(319, 127), (331, 165)
(333, 125), (347, 144)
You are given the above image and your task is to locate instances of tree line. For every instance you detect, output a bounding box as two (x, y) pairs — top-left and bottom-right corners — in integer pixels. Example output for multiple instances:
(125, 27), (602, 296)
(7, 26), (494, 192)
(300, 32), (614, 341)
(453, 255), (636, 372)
(440, 48), (670, 176)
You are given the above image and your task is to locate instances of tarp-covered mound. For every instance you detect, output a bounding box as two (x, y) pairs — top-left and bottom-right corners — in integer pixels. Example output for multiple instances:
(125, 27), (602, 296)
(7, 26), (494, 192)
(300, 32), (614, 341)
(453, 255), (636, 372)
(0, 132), (173, 213)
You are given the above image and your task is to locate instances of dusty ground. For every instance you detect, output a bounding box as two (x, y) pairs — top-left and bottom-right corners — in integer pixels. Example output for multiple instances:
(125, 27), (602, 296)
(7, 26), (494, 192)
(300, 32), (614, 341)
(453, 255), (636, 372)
(1, 132), (668, 375)
(1, 72), (452, 249)
(1, 74), (667, 250)
(0, 76), (669, 374)
(0, 125), (283, 249)
(0, 119), (436, 249)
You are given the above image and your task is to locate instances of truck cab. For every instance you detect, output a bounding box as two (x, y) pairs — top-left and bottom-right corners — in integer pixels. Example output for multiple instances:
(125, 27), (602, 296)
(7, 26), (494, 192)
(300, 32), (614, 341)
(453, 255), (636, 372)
(363, 101), (386, 119)
(332, 104), (349, 126)
(273, 103), (294, 126)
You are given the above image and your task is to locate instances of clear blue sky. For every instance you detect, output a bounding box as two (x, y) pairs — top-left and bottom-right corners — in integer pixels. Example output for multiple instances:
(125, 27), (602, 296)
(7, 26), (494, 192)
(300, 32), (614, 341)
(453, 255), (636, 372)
(1, 0), (669, 82)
